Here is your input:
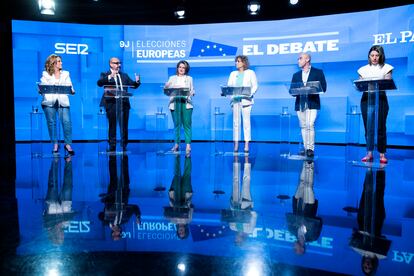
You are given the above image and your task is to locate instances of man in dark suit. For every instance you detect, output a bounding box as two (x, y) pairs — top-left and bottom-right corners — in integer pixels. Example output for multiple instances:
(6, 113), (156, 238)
(286, 160), (322, 254)
(98, 154), (141, 241)
(291, 53), (327, 158)
(97, 57), (141, 152)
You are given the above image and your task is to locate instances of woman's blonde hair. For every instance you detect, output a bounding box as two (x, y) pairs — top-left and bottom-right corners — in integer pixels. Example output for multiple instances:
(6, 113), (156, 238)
(44, 54), (61, 75)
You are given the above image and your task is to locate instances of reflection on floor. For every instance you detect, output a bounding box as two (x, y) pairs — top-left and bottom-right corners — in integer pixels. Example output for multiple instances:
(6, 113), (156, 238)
(2, 142), (414, 275)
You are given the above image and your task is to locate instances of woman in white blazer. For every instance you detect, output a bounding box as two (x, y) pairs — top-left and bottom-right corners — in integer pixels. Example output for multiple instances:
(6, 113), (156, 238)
(165, 60), (195, 154)
(40, 54), (75, 156)
(227, 55), (258, 153)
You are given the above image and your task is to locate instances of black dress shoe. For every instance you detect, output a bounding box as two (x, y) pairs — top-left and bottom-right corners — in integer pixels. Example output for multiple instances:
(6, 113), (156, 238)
(306, 149), (314, 158)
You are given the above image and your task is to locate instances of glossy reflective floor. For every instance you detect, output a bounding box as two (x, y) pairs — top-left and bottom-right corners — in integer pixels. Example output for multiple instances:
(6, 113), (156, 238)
(2, 142), (414, 275)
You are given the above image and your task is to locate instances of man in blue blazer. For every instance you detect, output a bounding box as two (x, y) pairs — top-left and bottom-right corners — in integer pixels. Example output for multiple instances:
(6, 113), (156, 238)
(291, 53), (327, 158)
(97, 57), (141, 152)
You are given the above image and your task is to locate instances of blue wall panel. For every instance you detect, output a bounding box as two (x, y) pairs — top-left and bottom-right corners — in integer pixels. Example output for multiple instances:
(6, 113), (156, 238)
(12, 5), (414, 146)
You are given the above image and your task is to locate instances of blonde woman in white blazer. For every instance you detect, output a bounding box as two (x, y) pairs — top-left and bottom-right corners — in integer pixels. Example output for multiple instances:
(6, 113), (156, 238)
(227, 55), (258, 153)
(40, 54), (75, 156)
(165, 60), (195, 154)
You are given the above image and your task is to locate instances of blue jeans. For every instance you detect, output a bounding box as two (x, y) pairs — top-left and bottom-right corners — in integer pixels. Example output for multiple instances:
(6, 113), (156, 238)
(42, 103), (72, 145)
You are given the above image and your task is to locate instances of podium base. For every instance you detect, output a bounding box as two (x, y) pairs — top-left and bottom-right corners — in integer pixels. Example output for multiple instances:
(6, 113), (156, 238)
(99, 149), (130, 156)
(349, 160), (386, 170)
(213, 150), (225, 156)
(223, 151), (249, 157)
(285, 154), (317, 161)
(158, 150), (188, 156)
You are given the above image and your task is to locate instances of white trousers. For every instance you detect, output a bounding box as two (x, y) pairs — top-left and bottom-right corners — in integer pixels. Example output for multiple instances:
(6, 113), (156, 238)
(233, 103), (252, 142)
(294, 161), (315, 204)
(232, 162), (252, 209)
(297, 109), (317, 151)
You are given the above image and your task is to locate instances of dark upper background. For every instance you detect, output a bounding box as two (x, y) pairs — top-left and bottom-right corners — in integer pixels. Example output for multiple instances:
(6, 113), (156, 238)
(3, 0), (414, 25)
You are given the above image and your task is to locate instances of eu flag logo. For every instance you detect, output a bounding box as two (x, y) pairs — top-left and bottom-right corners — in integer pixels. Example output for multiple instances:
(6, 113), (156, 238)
(190, 224), (233, 242)
(189, 39), (238, 57)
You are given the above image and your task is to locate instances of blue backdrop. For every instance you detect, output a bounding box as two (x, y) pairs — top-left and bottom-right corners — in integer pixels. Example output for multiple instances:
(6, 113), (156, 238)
(12, 4), (414, 146)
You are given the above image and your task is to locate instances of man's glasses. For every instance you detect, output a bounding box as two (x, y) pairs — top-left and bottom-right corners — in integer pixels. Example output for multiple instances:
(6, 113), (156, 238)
(111, 62), (122, 65)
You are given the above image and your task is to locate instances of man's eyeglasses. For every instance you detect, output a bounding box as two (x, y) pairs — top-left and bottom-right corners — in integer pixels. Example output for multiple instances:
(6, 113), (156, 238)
(111, 62), (122, 65)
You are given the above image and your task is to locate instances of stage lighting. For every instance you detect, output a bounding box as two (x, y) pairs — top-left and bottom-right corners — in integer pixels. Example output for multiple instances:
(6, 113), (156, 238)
(38, 0), (55, 15)
(290, 0), (299, 5)
(174, 8), (186, 19)
(247, 1), (261, 15)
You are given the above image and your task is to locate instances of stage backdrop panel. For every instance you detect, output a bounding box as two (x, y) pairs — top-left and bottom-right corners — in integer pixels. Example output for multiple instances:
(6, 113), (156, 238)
(12, 4), (414, 146)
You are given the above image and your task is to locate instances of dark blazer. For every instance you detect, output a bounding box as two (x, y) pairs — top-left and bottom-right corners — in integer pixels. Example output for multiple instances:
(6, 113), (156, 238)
(97, 70), (141, 108)
(291, 67), (327, 111)
(286, 197), (323, 242)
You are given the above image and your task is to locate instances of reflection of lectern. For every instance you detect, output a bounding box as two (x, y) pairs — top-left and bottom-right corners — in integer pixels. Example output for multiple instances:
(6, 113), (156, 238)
(102, 85), (135, 154)
(352, 78), (396, 168)
(220, 86), (251, 97)
(353, 78), (396, 92)
(38, 84), (73, 94)
(103, 85), (133, 98)
(289, 81), (324, 97)
(162, 87), (191, 155)
(288, 81), (324, 160)
(163, 207), (191, 220)
(163, 87), (190, 97)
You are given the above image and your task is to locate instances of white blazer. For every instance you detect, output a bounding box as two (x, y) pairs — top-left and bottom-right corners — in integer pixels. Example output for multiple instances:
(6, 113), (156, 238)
(166, 75), (195, 110)
(227, 69), (258, 106)
(357, 63), (394, 79)
(40, 70), (74, 107)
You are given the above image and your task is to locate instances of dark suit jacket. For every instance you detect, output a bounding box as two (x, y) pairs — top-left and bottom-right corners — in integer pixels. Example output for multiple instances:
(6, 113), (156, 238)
(286, 197), (323, 242)
(97, 70), (141, 108)
(291, 67), (327, 111)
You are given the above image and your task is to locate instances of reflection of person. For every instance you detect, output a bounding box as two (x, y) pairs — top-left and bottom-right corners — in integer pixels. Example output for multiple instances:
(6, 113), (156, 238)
(43, 156), (74, 245)
(223, 155), (257, 245)
(98, 154), (141, 241)
(40, 54), (75, 156)
(97, 57), (141, 152)
(349, 168), (390, 276)
(358, 45), (393, 164)
(165, 60), (195, 154)
(291, 52), (327, 158)
(286, 160), (322, 254)
(227, 55), (258, 153)
(163, 155), (193, 239)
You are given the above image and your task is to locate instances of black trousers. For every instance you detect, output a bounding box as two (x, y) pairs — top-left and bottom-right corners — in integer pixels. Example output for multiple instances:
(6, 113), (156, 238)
(105, 100), (130, 148)
(360, 92), (389, 153)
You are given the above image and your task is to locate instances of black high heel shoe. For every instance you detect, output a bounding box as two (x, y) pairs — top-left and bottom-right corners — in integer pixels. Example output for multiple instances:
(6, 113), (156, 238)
(52, 145), (60, 156)
(64, 145), (75, 156)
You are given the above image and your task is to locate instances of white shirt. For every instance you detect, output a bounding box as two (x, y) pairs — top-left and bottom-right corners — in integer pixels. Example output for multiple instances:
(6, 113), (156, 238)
(357, 63), (393, 79)
(302, 66), (311, 85)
